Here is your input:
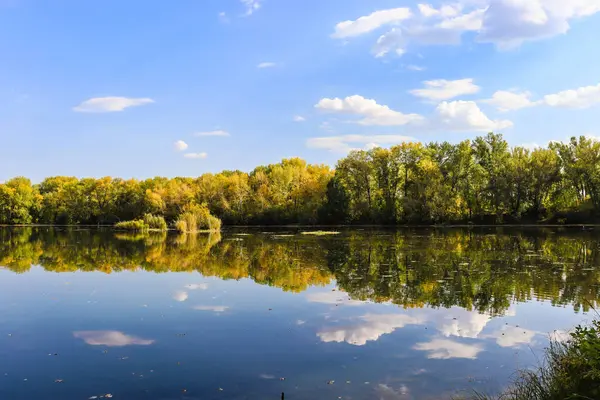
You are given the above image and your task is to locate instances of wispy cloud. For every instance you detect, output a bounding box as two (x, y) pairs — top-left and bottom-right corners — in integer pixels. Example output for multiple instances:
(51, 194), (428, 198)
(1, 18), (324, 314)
(307, 134), (415, 153)
(194, 130), (230, 137)
(73, 97), (154, 113)
(410, 79), (481, 101)
(241, 0), (261, 16)
(257, 62), (277, 68)
(194, 305), (229, 312)
(293, 115), (306, 122)
(184, 152), (208, 159)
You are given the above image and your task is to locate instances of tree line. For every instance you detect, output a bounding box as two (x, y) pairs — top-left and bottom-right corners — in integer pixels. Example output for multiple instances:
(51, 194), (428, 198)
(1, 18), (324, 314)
(1, 133), (600, 226)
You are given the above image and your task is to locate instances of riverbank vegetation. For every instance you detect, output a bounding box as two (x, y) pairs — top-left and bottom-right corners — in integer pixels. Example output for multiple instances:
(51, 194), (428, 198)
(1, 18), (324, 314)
(471, 320), (600, 400)
(2, 134), (600, 226)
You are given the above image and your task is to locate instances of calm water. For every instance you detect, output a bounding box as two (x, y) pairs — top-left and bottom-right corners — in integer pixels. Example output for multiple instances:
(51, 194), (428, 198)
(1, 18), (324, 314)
(1, 227), (599, 400)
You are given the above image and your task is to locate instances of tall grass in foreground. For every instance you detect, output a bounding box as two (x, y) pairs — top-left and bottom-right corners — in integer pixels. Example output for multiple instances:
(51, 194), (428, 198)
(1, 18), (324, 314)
(469, 320), (600, 400)
(174, 205), (221, 233)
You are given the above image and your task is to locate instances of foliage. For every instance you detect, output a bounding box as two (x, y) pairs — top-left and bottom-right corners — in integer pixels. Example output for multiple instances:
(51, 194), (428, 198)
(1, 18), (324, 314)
(143, 214), (167, 230)
(471, 320), (600, 400)
(114, 219), (148, 231)
(2, 227), (600, 313)
(3, 135), (600, 226)
(174, 205), (221, 232)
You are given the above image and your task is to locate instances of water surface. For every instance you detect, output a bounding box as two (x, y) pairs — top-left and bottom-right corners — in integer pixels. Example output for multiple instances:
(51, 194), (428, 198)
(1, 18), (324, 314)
(1, 227), (599, 399)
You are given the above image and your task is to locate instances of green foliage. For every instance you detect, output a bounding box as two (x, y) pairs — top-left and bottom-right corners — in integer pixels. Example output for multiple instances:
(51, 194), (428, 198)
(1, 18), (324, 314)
(174, 205), (221, 232)
(471, 320), (600, 400)
(3, 135), (600, 226)
(143, 214), (167, 230)
(114, 219), (147, 231)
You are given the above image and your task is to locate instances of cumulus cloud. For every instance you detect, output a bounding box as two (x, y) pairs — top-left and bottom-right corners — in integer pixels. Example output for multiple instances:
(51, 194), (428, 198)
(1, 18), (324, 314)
(490, 326), (538, 347)
(73, 331), (154, 347)
(307, 134), (415, 153)
(317, 314), (425, 345)
(332, 8), (412, 38)
(334, 1), (600, 56)
(194, 130), (230, 137)
(315, 95), (423, 126)
(174, 140), (188, 151)
(293, 115), (306, 122)
(483, 90), (538, 111)
(485, 83), (600, 111)
(433, 100), (513, 131)
(173, 291), (189, 301)
(410, 79), (481, 101)
(438, 312), (492, 339)
(478, 0), (600, 48)
(241, 0), (261, 16)
(543, 83), (600, 108)
(413, 338), (483, 359)
(73, 97), (154, 113)
(193, 305), (229, 312)
(257, 62), (277, 68)
(184, 152), (208, 159)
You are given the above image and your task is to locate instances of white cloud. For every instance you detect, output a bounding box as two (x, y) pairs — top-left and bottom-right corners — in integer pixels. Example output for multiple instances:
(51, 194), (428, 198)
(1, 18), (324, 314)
(257, 62), (277, 68)
(336, 1), (600, 56)
(194, 130), (230, 137)
(478, 0), (600, 48)
(241, 0), (261, 16)
(485, 83), (600, 111)
(173, 291), (189, 301)
(410, 78), (481, 101)
(185, 283), (208, 290)
(73, 331), (154, 347)
(493, 326), (537, 347)
(332, 8), (413, 38)
(184, 152), (208, 159)
(413, 338), (483, 359)
(433, 100), (513, 131)
(193, 305), (229, 312)
(418, 3), (463, 18)
(439, 312), (491, 338)
(543, 83), (600, 108)
(307, 134), (415, 153)
(483, 90), (538, 111)
(293, 115), (306, 122)
(73, 97), (154, 113)
(317, 314), (425, 345)
(315, 95), (423, 126)
(174, 140), (188, 151)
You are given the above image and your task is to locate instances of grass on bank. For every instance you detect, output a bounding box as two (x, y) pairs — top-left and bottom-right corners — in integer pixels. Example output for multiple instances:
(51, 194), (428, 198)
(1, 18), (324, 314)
(174, 205), (221, 233)
(114, 214), (168, 231)
(468, 319), (600, 400)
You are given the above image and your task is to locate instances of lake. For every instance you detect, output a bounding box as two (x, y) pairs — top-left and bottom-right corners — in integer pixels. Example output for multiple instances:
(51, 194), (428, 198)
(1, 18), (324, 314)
(1, 227), (598, 400)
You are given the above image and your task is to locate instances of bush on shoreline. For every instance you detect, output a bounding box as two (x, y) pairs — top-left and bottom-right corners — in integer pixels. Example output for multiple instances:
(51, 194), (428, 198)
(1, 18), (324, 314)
(470, 320), (600, 400)
(114, 214), (167, 231)
(174, 205), (221, 233)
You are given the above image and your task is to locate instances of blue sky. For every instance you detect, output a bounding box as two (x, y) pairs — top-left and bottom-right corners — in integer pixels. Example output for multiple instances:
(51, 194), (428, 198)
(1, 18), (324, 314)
(1, 0), (599, 182)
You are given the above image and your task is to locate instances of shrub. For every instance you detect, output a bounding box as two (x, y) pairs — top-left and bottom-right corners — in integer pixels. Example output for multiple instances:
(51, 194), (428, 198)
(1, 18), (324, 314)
(469, 319), (600, 400)
(143, 214), (167, 231)
(174, 204), (221, 233)
(114, 219), (147, 231)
